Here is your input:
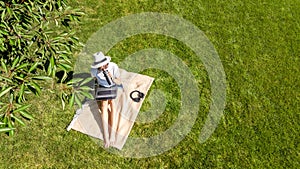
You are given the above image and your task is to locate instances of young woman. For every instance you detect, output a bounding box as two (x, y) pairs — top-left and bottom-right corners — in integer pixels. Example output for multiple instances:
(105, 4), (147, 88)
(91, 52), (120, 148)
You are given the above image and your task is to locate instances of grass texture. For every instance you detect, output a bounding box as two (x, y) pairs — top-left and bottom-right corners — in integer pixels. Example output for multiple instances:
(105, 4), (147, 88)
(1, 0), (299, 168)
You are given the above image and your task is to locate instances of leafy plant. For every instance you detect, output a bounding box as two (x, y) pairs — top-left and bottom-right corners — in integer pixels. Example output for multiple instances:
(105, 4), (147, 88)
(58, 77), (94, 110)
(0, 0), (92, 136)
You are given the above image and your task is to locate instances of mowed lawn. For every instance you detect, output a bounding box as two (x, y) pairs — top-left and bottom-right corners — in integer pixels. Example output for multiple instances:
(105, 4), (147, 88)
(1, 0), (299, 168)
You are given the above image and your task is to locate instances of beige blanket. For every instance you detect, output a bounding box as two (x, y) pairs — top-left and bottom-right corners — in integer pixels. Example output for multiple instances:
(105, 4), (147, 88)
(67, 69), (154, 150)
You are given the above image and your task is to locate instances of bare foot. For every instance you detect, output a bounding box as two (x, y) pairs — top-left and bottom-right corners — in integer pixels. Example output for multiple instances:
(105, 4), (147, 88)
(104, 142), (110, 149)
(110, 135), (115, 145)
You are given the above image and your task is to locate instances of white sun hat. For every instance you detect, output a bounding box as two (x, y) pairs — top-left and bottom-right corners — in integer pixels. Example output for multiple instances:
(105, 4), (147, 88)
(91, 51), (111, 68)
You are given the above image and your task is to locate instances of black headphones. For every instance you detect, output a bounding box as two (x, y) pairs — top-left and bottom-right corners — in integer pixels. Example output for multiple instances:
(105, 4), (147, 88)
(130, 90), (144, 102)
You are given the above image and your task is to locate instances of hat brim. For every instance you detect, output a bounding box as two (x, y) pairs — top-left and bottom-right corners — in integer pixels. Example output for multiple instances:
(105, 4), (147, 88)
(91, 56), (111, 68)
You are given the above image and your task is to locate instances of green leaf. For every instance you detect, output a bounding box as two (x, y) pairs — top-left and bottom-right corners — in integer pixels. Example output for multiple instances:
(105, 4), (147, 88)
(0, 75), (13, 83)
(32, 76), (52, 80)
(30, 81), (41, 95)
(80, 91), (94, 99)
(1, 59), (8, 73)
(19, 110), (34, 120)
(14, 104), (31, 113)
(79, 86), (92, 91)
(0, 87), (13, 98)
(9, 39), (15, 46)
(15, 63), (29, 71)
(0, 128), (15, 133)
(74, 94), (82, 108)
(0, 29), (9, 36)
(0, 104), (8, 113)
(6, 6), (12, 15)
(11, 56), (20, 70)
(50, 55), (55, 66)
(15, 75), (24, 81)
(29, 62), (39, 72)
(1, 9), (6, 21)
(58, 63), (72, 70)
(48, 56), (55, 76)
(66, 78), (83, 85)
(0, 23), (6, 28)
(7, 120), (14, 136)
(9, 93), (13, 104)
(47, 63), (52, 76)
(56, 64), (67, 72)
(3, 116), (8, 124)
(80, 77), (93, 86)
(12, 9), (20, 22)
(18, 83), (25, 103)
(69, 93), (75, 108)
(59, 71), (68, 83)
(17, 38), (21, 49)
(11, 114), (25, 126)
(61, 95), (66, 110)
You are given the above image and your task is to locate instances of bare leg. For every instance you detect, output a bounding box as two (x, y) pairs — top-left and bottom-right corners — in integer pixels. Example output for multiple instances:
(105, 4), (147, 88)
(108, 100), (116, 144)
(99, 100), (110, 148)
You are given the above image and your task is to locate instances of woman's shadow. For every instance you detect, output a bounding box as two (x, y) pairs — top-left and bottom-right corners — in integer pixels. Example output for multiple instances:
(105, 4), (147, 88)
(66, 72), (105, 140)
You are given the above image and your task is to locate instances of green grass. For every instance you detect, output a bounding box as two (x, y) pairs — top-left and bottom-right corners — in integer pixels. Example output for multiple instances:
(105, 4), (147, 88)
(1, 0), (299, 168)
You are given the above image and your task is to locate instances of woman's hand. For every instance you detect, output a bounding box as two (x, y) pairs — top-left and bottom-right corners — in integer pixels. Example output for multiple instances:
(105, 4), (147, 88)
(107, 71), (113, 78)
(112, 78), (122, 85)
